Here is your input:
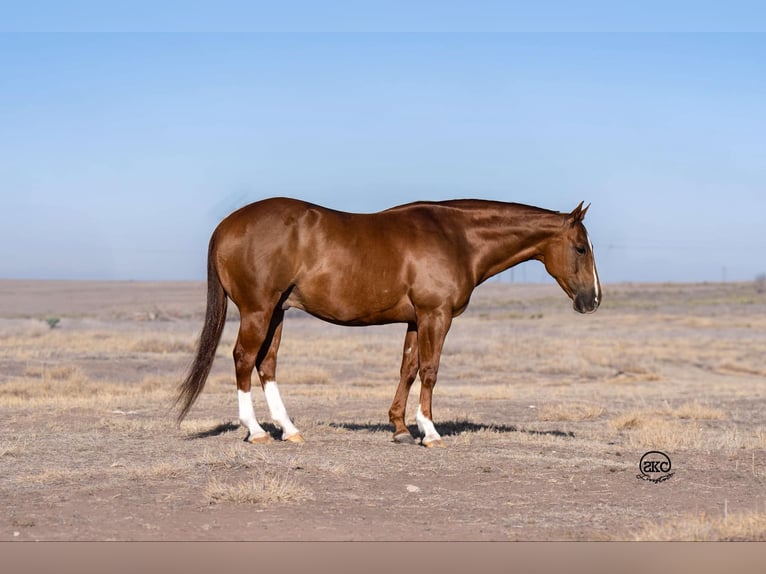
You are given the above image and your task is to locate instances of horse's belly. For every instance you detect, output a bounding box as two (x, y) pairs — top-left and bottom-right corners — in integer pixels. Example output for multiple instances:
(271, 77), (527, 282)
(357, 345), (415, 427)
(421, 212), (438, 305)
(282, 283), (414, 326)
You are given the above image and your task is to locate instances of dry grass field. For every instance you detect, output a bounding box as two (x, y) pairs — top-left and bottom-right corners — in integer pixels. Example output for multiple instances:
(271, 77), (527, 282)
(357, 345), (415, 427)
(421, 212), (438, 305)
(1, 279), (765, 541)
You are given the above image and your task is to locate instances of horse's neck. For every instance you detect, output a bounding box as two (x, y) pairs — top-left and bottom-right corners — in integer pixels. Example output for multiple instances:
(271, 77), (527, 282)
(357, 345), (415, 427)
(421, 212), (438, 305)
(460, 205), (563, 285)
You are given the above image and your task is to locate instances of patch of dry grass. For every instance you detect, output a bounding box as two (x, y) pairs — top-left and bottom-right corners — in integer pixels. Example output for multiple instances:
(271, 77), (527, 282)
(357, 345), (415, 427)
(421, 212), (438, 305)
(671, 402), (726, 420)
(23, 364), (85, 381)
(628, 419), (703, 449)
(0, 370), (174, 409)
(606, 366), (662, 383)
(295, 384), (395, 400)
(0, 375), (119, 406)
(96, 416), (172, 434)
(125, 461), (194, 481)
(316, 461), (348, 476)
(608, 402), (729, 449)
(537, 403), (605, 422)
(18, 468), (96, 486)
(610, 402), (726, 430)
(708, 427), (766, 451)
(15, 457), (196, 487)
(279, 365), (332, 386)
(205, 373), (234, 390)
(610, 412), (644, 430)
(0, 437), (26, 458)
(130, 337), (195, 354)
(629, 511), (766, 541)
(440, 384), (517, 400)
(714, 362), (766, 377)
(205, 469), (311, 505)
(607, 402), (754, 451)
(200, 442), (271, 471)
(0, 331), (127, 359)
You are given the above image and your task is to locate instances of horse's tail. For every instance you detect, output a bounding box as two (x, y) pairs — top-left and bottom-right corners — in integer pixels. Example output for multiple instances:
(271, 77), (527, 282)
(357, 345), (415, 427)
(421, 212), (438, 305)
(175, 234), (228, 423)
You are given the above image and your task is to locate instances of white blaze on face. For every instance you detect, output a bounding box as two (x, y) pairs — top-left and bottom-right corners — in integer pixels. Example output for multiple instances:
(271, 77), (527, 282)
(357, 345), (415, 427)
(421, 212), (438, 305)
(264, 381), (300, 439)
(416, 405), (442, 444)
(238, 390), (266, 438)
(586, 230), (601, 307)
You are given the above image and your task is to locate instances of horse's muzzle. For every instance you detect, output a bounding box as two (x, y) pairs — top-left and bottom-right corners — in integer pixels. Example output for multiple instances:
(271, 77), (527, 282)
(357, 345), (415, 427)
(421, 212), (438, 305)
(573, 292), (600, 314)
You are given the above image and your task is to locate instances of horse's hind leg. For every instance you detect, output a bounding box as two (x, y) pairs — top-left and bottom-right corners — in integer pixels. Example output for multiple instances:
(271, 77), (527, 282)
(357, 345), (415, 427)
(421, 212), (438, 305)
(388, 323), (419, 444)
(234, 309), (274, 443)
(256, 308), (303, 443)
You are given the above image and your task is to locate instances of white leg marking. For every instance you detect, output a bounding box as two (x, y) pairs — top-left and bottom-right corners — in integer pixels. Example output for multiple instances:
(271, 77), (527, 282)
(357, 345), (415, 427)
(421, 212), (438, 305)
(238, 390), (267, 439)
(416, 405), (442, 444)
(264, 381), (300, 440)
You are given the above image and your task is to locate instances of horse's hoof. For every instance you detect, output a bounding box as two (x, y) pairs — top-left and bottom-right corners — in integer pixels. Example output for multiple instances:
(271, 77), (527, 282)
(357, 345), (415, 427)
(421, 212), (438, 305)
(284, 432), (305, 443)
(422, 438), (446, 448)
(247, 433), (272, 444)
(393, 432), (416, 445)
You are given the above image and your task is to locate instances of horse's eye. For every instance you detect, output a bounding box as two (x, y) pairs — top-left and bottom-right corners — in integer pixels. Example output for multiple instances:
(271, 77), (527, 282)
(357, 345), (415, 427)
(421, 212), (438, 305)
(575, 246), (586, 255)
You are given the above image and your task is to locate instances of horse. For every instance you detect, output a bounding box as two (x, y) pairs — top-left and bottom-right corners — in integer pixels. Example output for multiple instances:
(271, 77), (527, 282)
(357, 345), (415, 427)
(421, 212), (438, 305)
(176, 197), (601, 447)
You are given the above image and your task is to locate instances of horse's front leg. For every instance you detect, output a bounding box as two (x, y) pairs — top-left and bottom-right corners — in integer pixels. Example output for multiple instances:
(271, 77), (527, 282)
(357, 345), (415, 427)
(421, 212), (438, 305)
(415, 309), (452, 448)
(388, 323), (419, 444)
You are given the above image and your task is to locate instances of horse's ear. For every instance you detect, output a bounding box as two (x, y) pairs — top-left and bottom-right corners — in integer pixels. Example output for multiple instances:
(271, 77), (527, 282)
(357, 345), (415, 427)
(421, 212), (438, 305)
(568, 201), (590, 224)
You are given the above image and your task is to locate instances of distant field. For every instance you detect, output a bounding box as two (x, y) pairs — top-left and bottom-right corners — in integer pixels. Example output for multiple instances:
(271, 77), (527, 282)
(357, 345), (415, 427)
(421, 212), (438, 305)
(1, 279), (765, 540)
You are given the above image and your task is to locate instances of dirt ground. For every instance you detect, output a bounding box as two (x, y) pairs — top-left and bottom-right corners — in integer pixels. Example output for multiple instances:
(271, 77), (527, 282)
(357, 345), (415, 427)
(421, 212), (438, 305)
(1, 279), (765, 541)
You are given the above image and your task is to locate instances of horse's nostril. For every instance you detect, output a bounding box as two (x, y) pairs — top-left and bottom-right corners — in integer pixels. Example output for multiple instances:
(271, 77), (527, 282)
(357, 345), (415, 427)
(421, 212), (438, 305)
(574, 293), (599, 314)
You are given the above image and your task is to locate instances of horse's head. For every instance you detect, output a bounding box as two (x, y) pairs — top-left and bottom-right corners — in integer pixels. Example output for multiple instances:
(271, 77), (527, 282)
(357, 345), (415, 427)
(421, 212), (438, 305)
(540, 202), (601, 314)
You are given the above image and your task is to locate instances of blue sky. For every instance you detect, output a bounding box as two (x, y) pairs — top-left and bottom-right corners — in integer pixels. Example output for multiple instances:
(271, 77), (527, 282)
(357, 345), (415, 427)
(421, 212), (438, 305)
(1, 20), (765, 282)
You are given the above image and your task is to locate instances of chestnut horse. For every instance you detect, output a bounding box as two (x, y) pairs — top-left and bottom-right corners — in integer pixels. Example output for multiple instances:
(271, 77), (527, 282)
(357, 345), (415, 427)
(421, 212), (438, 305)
(176, 197), (601, 447)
